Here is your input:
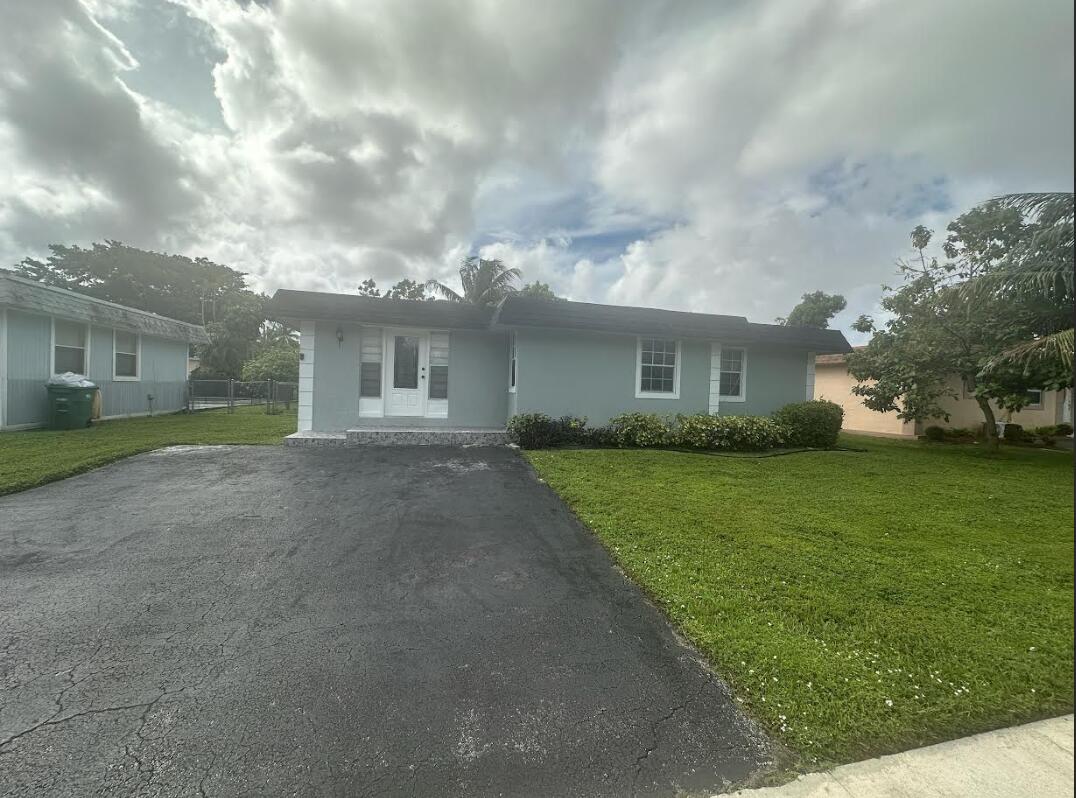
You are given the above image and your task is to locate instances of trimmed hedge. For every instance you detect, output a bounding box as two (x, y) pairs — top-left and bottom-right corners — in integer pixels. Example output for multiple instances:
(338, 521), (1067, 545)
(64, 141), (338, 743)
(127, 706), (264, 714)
(670, 413), (786, 451)
(608, 412), (671, 447)
(772, 400), (844, 448)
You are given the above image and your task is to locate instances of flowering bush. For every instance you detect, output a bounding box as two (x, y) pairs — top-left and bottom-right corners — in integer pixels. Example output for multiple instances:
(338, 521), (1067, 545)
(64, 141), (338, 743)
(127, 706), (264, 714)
(671, 413), (786, 451)
(608, 412), (671, 447)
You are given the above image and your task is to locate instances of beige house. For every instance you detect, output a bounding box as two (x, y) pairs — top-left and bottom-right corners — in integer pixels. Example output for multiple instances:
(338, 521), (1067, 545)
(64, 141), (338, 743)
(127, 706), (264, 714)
(815, 350), (1073, 437)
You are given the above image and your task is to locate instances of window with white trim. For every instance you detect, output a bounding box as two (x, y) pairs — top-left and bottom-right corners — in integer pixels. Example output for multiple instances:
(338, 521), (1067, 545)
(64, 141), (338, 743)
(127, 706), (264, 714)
(53, 319), (87, 374)
(719, 347), (745, 399)
(637, 337), (679, 397)
(359, 328), (382, 397)
(509, 333), (517, 392)
(114, 330), (139, 379)
(428, 332), (449, 400)
(1025, 389), (1044, 409)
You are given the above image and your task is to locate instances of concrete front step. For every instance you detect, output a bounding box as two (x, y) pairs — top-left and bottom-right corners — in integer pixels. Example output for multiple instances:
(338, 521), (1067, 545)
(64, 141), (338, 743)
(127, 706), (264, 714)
(284, 429), (509, 447)
(346, 427), (509, 446)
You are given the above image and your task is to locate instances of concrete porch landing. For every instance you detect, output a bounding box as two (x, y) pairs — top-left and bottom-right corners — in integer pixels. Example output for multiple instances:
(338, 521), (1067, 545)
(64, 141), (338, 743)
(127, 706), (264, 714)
(285, 427), (509, 447)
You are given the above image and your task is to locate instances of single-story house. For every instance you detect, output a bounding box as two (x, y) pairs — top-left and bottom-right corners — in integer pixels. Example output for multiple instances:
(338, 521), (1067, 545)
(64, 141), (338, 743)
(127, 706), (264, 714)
(270, 290), (851, 440)
(0, 272), (210, 430)
(815, 349), (1073, 437)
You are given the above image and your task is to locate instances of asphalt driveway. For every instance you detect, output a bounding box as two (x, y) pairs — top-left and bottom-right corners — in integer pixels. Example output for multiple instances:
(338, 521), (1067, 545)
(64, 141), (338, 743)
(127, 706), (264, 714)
(0, 445), (770, 796)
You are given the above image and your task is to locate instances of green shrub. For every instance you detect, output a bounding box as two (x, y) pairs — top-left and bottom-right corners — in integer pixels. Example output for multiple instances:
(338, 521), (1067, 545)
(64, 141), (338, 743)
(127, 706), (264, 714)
(671, 414), (786, 451)
(924, 425), (946, 442)
(608, 412), (671, 447)
(1034, 423), (1072, 438)
(507, 413), (557, 449)
(772, 400), (844, 448)
(508, 414), (592, 448)
(1002, 423), (1026, 443)
(1055, 422), (1073, 436)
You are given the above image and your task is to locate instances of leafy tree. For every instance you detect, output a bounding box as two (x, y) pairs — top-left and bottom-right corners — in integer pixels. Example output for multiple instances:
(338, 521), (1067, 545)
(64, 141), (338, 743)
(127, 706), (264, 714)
(956, 193), (1074, 374)
(355, 277), (430, 300)
(240, 337), (299, 382)
(519, 281), (559, 300)
(848, 203), (1070, 447)
(425, 257), (521, 305)
(777, 291), (846, 328)
(14, 240), (268, 378)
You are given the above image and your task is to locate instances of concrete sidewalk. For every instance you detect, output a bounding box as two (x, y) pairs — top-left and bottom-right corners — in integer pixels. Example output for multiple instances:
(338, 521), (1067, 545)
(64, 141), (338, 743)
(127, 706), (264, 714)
(719, 715), (1073, 798)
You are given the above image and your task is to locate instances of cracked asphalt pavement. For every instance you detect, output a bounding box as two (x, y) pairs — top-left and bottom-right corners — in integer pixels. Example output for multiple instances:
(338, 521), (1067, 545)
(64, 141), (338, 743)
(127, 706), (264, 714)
(1, 445), (770, 796)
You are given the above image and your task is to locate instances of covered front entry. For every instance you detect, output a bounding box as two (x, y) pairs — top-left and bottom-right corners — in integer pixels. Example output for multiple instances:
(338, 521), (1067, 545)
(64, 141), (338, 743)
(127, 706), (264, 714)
(384, 329), (428, 417)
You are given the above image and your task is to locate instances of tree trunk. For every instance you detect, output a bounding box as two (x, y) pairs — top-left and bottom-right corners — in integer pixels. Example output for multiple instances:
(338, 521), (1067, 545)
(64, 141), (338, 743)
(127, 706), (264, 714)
(975, 395), (999, 449)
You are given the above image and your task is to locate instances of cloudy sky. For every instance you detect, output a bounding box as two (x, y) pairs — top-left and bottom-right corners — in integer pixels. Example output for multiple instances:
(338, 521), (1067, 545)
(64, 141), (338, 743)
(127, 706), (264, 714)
(1, 0), (1072, 335)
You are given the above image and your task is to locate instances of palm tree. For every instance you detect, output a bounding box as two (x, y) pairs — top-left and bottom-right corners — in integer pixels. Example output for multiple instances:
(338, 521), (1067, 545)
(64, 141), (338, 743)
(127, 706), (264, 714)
(959, 192), (1074, 373)
(425, 257), (521, 305)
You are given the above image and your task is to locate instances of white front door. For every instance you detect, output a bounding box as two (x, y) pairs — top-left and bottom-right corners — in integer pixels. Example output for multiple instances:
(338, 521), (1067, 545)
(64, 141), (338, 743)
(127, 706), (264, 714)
(384, 331), (428, 416)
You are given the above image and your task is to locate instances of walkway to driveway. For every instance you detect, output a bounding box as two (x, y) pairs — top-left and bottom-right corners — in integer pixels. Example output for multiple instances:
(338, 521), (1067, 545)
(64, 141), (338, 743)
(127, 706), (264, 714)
(719, 715), (1074, 798)
(1, 445), (770, 797)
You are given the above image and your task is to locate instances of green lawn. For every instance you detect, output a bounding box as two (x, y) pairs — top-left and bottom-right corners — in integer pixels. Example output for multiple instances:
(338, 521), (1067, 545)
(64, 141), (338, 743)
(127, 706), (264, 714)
(526, 435), (1074, 767)
(0, 406), (296, 495)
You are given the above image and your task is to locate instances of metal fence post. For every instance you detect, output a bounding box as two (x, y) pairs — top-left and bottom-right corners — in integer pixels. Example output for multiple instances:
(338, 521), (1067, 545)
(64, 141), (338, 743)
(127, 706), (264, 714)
(266, 379), (273, 415)
(228, 378), (235, 413)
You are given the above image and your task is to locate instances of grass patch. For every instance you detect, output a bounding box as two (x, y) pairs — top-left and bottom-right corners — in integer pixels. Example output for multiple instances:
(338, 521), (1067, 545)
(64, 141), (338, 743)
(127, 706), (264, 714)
(0, 407), (296, 495)
(526, 434), (1074, 767)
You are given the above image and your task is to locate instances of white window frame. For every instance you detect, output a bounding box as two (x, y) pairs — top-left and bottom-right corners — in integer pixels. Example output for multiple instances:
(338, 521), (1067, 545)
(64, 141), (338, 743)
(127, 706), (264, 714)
(635, 336), (681, 399)
(718, 346), (747, 403)
(1025, 389), (1044, 410)
(112, 329), (141, 381)
(50, 317), (90, 376)
(508, 332), (517, 393)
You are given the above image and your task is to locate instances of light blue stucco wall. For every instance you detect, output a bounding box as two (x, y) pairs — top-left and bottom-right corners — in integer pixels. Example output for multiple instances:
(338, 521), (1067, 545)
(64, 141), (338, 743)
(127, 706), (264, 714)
(2, 310), (190, 428)
(511, 328), (810, 425)
(309, 322), (510, 431)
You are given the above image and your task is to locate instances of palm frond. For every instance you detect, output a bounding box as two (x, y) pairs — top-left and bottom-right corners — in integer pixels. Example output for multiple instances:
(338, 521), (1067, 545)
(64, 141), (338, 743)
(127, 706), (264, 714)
(424, 279), (463, 301)
(985, 328), (1074, 373)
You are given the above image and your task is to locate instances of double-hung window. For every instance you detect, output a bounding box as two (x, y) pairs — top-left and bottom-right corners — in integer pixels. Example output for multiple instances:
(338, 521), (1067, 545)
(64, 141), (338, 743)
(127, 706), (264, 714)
(113, 330), (139, 380)
(719, 347), (746, 401)
(636, 337), (679, 398)
(53, 319), (87, 375)
(1025, 389), (1044, 409)
(428, 332), (449, 400)
(359, 328), (383, 398)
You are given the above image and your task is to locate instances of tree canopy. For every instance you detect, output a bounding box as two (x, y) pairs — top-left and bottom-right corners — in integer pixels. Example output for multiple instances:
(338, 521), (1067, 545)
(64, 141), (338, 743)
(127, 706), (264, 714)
(518, 281), (559, 300)
(356, 277), (430, 300)
(14, 240), (268, 379)
(848, 199), (1072, 446)
(777, 291), (846, 328)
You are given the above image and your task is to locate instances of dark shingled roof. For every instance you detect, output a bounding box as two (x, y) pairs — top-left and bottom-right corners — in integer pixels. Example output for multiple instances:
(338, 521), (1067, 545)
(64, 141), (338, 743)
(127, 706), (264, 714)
(271, 289), (495, 330)
(492, 295), (750, 338)
(0, 272), (209, 344)
(269, 289), (853, 354)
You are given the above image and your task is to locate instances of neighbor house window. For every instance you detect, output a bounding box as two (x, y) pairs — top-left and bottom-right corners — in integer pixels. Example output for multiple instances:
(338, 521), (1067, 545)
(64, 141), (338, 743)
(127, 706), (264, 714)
(509, 333), (517, 393)
(359, 328), (382, 398)
(719, 347), (746, 400)
(637, 337), (679, 398)
(429, 332), (449, 400)
(1025, 389), (1044, 409)
(53, 319), (87, 374)
(113, 330), (139, 379)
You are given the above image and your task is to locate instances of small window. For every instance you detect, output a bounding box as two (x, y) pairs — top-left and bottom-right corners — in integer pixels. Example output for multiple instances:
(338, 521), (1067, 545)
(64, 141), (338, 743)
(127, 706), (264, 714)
(54, 320), (87, 374)
(1025, 389), (1044, 409)
(637, 337), (679, 397)
(719, 347), (746, 399)
(429, 332), (449, 400)
(114, 330), (139, 379)
(509, 333), (517, 393)
(359, 328), (382, 398)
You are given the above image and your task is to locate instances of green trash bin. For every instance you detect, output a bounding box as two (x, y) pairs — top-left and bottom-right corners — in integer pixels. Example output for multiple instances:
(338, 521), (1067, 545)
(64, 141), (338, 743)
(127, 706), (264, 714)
(46, 383), (98, 430)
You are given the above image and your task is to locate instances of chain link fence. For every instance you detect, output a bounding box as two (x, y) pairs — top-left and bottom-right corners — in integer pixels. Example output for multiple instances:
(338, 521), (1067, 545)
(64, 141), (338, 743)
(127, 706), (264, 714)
(187, 379), (297, 415)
